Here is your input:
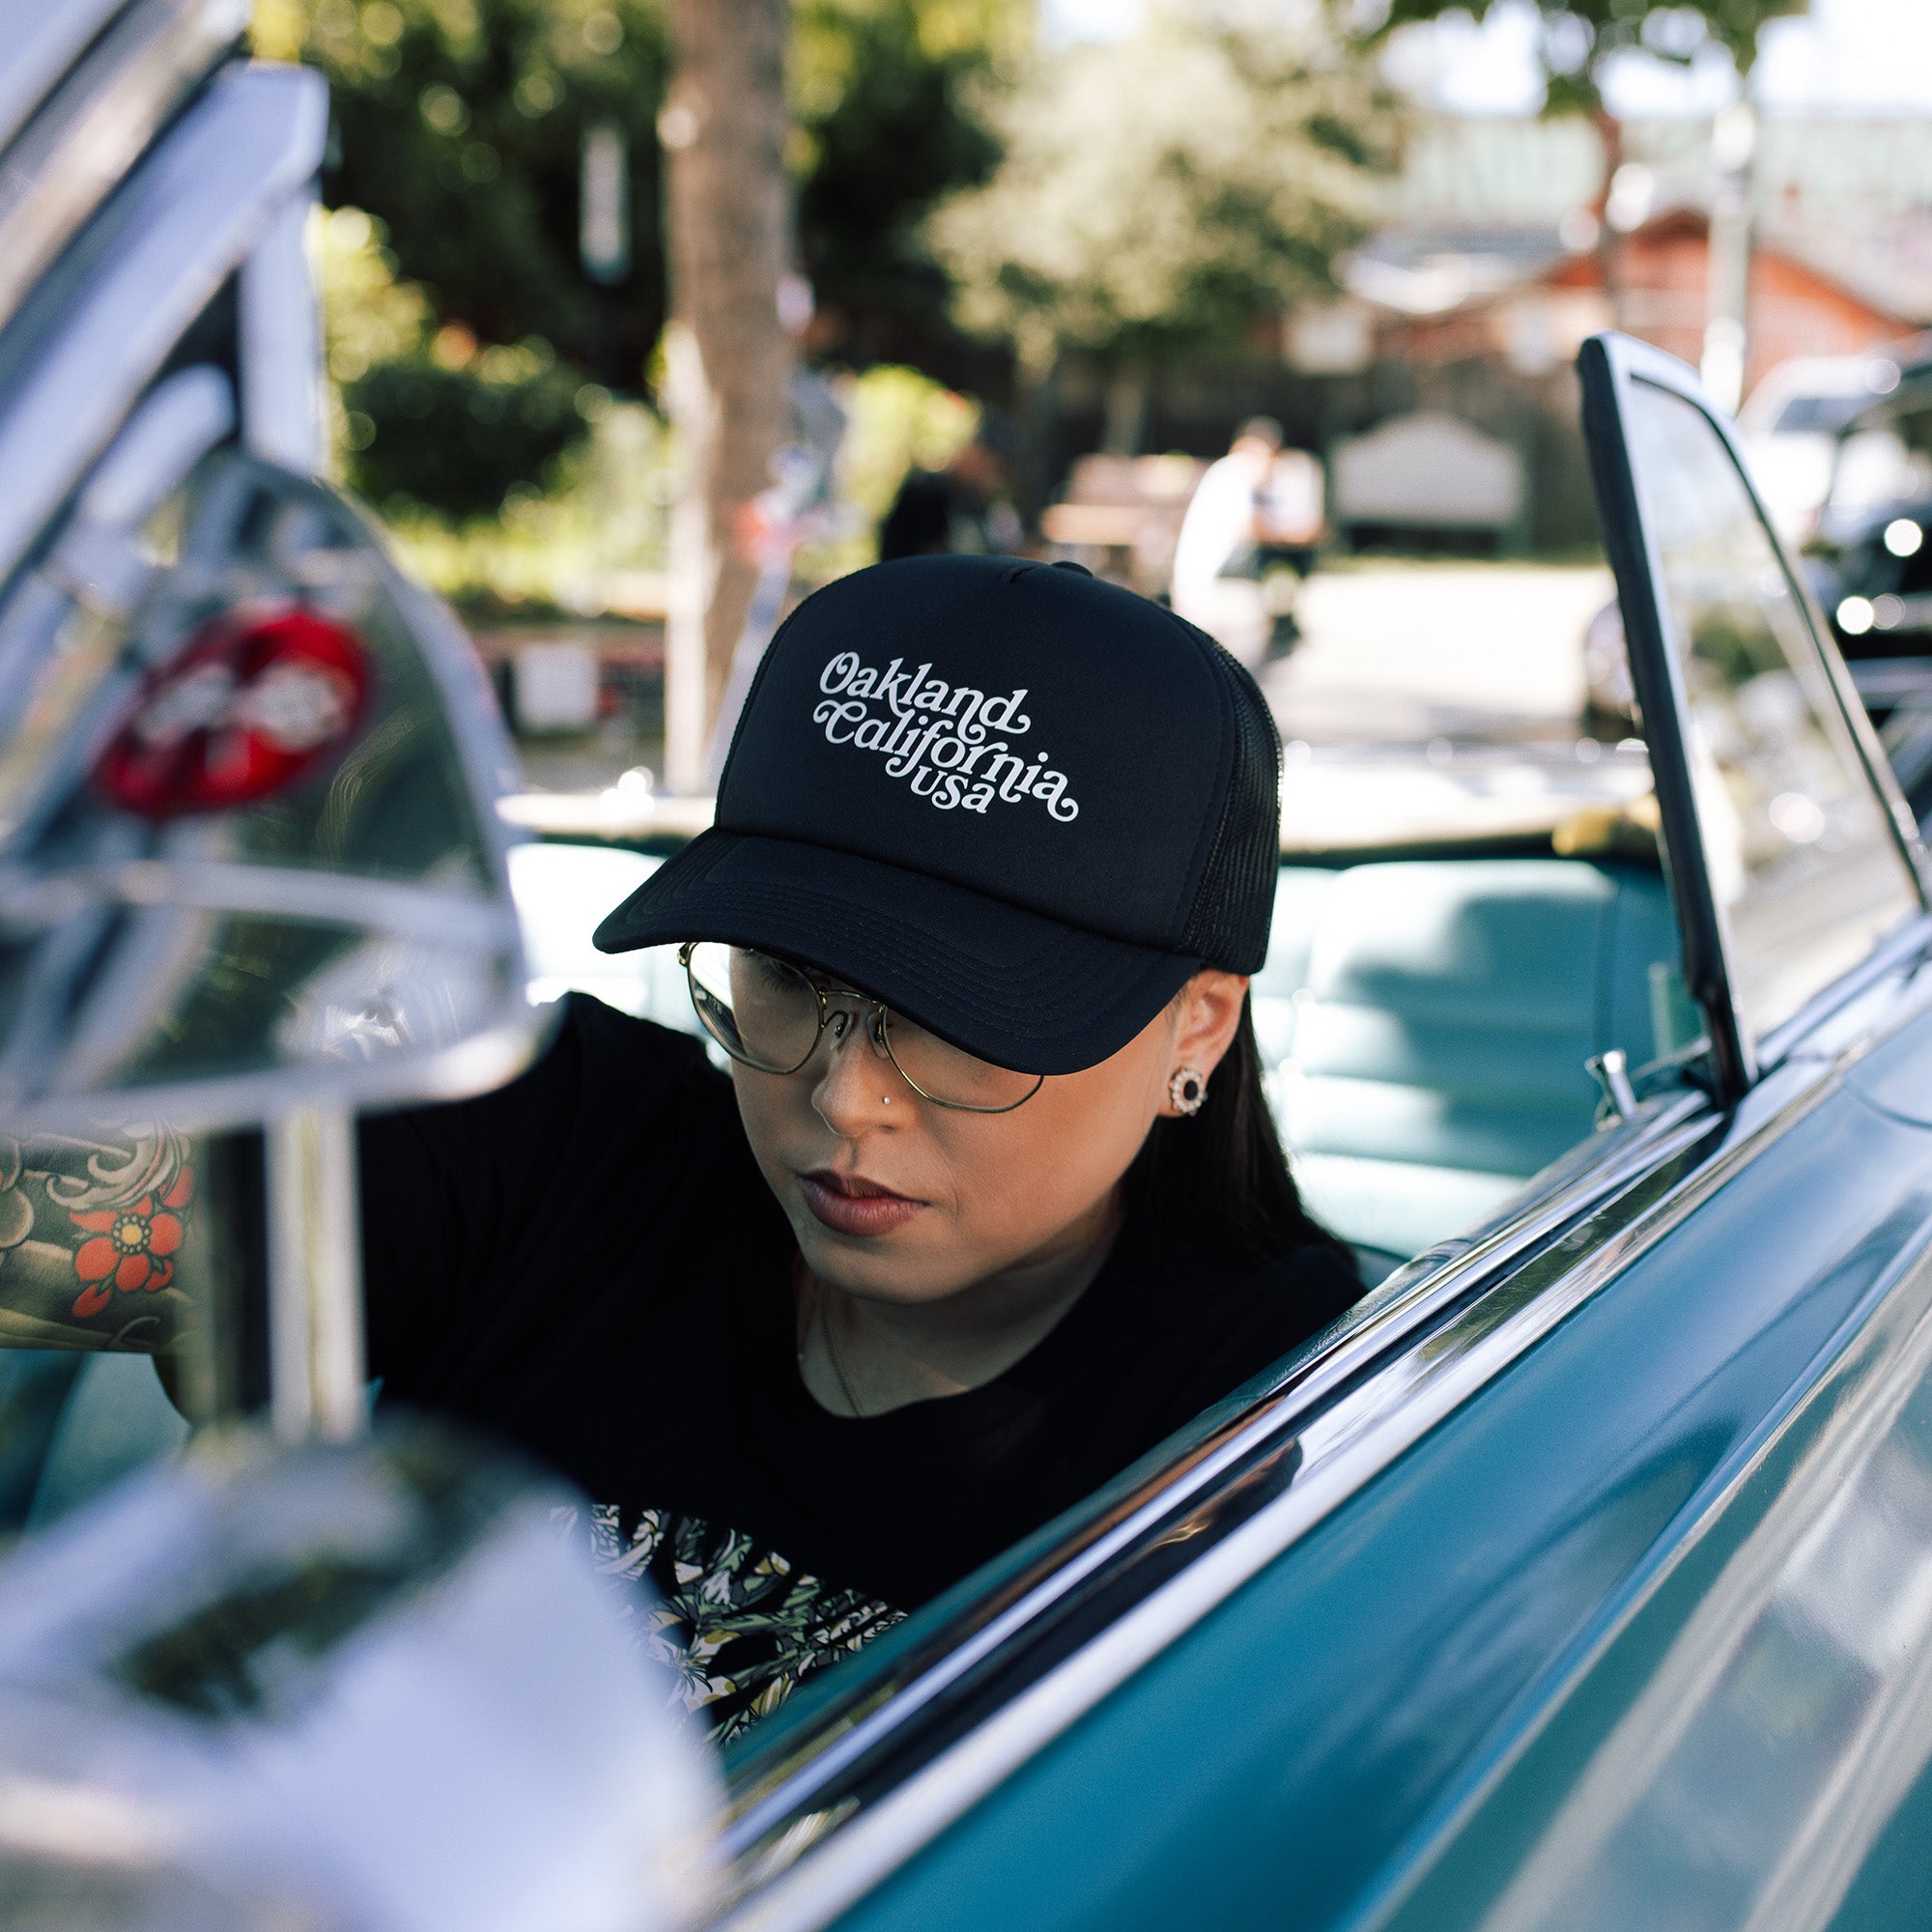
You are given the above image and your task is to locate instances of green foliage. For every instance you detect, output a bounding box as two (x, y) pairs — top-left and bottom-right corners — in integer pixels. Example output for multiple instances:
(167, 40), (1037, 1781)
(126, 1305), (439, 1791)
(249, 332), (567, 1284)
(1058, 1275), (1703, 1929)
(317, 205), (596, 520)
(346, 346), (589, 519)
(790, 0), (1030, 370)
(926, 5), (1397, 370)
(256, 0), (668, 380)
(384, 397), (678, 615)
(262, 0), (1026, 384)
(1367, 0), (1805, 115)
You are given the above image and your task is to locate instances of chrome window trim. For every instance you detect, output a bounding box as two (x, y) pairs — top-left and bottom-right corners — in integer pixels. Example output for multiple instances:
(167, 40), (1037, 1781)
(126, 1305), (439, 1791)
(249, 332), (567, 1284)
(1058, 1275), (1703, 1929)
(1580, 332), (1931, 1104)
(1578, 334), (1757, 1100)
(0, 61), (326, 593)
(0, 0), (248, 342)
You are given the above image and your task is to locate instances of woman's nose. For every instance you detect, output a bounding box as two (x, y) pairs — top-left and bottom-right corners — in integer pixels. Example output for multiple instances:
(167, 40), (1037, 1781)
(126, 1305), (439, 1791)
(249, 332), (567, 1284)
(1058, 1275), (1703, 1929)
(810, 1008), (899, 1133)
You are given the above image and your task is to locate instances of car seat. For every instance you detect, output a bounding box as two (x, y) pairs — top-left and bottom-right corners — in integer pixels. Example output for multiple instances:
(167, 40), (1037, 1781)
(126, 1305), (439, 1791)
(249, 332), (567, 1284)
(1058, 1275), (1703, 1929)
(1259, 859), (1680, 1280)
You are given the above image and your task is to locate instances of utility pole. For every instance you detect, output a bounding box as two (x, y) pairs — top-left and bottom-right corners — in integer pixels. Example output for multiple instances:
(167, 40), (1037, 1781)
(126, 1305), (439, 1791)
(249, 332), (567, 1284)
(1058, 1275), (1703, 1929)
(1702, 101), (1756, 414)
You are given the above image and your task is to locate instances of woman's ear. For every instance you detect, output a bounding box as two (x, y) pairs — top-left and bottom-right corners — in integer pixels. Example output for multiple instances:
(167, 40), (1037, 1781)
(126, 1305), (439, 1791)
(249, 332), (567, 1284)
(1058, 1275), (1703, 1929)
(1159, 971), (1248, 1115)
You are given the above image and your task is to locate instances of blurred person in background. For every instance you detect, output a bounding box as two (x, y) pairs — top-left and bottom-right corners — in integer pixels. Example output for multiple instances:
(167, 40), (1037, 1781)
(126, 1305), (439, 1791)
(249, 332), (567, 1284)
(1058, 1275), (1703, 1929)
(878, 421), (1025, 561)
(1171, 415), (1302, 668)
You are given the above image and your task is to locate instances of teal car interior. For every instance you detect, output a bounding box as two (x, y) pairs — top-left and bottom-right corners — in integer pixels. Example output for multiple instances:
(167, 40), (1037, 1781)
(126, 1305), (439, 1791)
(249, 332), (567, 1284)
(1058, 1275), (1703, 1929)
(1257, 857), (1679, 1274)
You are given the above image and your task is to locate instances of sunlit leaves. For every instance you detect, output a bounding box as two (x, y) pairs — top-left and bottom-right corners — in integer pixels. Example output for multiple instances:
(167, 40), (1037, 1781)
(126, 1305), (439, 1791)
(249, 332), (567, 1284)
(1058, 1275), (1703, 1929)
(929, 12), (1396, 368)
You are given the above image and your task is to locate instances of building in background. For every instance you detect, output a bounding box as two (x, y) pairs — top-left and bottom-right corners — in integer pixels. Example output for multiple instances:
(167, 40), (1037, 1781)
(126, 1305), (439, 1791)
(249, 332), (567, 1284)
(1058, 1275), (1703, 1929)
(1039, 111), (1932, 556)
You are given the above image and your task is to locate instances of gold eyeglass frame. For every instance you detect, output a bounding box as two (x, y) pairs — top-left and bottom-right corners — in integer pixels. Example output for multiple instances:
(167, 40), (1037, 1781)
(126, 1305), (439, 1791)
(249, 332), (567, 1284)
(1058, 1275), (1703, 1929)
(679, 942), (1045, 1114)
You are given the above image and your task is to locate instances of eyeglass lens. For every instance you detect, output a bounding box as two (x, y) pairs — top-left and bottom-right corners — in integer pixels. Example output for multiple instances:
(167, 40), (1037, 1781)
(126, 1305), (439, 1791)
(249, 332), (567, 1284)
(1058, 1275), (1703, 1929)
(684, 943), (1040, 1111)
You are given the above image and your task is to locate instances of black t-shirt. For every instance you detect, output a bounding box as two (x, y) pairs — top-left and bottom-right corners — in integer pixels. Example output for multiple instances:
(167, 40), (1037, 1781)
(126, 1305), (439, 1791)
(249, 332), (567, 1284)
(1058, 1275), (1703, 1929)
(359, 994), (1359, 1739)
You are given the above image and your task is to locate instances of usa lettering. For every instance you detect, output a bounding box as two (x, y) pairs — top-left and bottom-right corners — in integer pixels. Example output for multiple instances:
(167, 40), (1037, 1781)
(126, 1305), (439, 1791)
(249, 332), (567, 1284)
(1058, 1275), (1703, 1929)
(814, 651), (1080, 822)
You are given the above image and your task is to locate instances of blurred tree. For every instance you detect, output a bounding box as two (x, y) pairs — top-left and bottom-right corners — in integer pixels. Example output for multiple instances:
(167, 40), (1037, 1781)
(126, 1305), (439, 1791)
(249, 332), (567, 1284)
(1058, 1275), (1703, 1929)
(790, 0), (1029, 378)
(257, 0), (1025, 388)
(254, 0), (668, 384)
(1365, 0), (1803, 116)
(927, 6), (1397, 454)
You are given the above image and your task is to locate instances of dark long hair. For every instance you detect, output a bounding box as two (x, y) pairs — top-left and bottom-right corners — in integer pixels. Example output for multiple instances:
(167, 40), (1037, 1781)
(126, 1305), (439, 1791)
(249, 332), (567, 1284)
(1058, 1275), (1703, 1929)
(1122, 994), (1346, 1274)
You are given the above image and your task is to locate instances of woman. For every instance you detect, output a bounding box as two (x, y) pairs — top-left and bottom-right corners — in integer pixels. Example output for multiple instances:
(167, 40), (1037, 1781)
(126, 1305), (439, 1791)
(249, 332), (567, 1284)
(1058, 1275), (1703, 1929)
(360, 554), (1358, 1740)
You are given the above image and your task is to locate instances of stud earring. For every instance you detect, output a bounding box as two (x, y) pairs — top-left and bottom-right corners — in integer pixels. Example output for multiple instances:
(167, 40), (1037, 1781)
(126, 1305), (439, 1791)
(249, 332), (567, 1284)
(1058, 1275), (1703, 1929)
(1167, 1065), (1208, 1116)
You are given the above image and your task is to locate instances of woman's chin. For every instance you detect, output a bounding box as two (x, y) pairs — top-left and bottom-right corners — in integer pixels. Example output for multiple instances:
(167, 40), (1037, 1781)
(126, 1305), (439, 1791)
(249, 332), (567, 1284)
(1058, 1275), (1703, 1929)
(794, 1220), (970, 1306)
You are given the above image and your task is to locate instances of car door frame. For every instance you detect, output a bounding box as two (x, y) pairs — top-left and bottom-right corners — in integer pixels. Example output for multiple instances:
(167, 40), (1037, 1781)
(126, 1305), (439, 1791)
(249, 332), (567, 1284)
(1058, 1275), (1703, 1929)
(705, 345), (1932, 1932)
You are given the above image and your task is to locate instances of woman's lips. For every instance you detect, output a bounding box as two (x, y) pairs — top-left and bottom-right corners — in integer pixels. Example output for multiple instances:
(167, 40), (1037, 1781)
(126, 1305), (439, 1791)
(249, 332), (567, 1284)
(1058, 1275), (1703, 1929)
(798, 1169), (925, 1237)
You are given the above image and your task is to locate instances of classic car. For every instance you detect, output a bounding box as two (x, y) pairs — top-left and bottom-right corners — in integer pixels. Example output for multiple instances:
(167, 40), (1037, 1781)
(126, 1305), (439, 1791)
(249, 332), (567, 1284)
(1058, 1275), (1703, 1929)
(7, 11), (1932, 1932)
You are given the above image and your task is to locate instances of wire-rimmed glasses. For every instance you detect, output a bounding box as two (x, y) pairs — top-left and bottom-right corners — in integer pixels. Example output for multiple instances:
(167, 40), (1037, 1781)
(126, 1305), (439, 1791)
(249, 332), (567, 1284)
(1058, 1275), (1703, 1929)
(680, 942), (1044, 1113)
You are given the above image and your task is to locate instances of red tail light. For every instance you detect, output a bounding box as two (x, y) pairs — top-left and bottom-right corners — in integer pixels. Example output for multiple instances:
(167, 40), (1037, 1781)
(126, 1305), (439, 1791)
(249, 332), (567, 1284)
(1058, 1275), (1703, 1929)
(98, 607), (371, 817)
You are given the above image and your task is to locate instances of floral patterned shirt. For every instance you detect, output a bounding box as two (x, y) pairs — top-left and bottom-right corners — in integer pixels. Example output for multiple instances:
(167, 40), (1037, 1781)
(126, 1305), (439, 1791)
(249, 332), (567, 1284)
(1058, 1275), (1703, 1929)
(563, 1502), (903, 1744)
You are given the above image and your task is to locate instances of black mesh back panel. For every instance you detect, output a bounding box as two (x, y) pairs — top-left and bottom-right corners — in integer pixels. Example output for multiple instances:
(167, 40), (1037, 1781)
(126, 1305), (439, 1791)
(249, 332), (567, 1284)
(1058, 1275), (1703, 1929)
(1177, 632), (1282, 974)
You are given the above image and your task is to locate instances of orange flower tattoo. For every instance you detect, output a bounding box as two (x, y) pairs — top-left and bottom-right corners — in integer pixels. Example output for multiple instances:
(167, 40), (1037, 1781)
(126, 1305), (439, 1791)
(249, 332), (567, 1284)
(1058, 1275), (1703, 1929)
(70, 1167), (194, 1319)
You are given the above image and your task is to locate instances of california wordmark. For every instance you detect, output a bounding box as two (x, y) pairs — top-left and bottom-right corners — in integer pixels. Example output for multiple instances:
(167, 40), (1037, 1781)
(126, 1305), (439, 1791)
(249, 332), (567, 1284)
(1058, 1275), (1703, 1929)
(813, 651), (1080, 821)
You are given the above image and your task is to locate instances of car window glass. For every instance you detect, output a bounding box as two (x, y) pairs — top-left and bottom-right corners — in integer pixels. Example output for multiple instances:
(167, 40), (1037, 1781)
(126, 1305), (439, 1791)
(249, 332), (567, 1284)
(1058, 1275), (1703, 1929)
(1625, 378), (1918, 1040)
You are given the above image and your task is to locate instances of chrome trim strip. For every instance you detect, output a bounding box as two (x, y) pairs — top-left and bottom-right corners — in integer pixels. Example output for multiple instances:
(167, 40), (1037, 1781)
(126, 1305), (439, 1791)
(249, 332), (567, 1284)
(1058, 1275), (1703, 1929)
(0, 0), (132, 153)
(1755, 908), (1932, 1074)
(718, 1054), (1851, 1932)
(2, 1011), (547, 1144)
(239, 186), (324, 475)
(0, 863), (519, 952)
(0, 0), (248, 340)
(0, 62), (326, 591)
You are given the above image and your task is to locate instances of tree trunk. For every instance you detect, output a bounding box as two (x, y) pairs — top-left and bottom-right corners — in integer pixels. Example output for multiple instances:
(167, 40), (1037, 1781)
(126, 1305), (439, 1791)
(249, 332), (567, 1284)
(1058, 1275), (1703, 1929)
(661, 0), (794, 795)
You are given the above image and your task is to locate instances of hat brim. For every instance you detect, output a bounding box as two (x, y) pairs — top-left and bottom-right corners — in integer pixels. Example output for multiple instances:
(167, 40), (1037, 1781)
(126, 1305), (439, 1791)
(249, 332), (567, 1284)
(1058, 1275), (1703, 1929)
(591, 830), (1203, 1077)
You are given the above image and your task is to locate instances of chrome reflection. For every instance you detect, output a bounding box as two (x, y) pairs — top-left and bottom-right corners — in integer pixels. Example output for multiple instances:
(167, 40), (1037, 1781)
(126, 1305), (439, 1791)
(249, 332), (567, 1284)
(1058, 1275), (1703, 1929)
(0, 0), (249, 339)
(0, 448), (532, 1135)
(1480, 1229), (1932, 1932)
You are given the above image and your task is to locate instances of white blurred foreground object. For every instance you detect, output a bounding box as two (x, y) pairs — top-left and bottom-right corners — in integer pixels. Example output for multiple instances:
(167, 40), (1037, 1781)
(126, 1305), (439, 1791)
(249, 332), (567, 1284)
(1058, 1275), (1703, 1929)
(0, 1427), (723, 1932)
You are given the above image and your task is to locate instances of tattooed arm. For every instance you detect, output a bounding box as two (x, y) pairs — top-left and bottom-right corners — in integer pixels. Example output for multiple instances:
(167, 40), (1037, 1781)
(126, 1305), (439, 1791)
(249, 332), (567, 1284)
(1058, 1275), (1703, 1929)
(0, 1130), (202, 1354)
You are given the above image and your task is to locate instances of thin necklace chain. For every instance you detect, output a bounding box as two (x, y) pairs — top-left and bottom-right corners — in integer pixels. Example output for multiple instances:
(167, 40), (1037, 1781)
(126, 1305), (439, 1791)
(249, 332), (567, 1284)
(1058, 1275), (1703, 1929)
(797, 1271), (867, 1417)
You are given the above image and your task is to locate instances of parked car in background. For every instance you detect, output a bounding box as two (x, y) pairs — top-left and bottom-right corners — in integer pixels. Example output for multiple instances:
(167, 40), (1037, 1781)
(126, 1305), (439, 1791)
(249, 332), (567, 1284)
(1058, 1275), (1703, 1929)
(1801, 344), (1932, 661)
(1734, 351), (1900, 546)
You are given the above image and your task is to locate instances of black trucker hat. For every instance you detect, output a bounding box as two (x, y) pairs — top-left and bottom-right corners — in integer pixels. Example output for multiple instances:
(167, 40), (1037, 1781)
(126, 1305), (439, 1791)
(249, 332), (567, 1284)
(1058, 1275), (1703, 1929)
(594, 555), (1282, 1075)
